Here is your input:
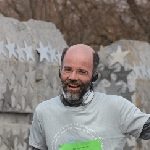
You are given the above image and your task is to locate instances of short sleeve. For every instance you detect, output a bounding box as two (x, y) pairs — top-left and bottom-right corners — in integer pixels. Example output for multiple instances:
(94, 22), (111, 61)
(29, 108), (47, 150)
(119, 97), (150, 138)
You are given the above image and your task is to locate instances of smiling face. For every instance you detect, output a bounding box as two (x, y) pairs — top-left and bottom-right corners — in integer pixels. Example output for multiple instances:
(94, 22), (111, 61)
(61, 44), (94, 100)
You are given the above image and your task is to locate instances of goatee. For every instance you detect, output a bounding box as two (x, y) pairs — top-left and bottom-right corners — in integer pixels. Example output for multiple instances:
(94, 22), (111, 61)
(61, 79), (91, 101)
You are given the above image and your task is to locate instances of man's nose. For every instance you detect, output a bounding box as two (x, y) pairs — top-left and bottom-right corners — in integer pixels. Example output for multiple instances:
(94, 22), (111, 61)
(68, 70), (78, 80)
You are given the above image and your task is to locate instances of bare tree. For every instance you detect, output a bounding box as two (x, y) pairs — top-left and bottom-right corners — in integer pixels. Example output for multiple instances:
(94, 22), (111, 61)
(0, 0), (150, 50)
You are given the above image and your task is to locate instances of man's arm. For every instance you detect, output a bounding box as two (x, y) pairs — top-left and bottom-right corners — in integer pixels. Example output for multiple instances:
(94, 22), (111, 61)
(140, 117), (150, 140)
(29, 108), (47, 149)
(31, 146), (40, 150)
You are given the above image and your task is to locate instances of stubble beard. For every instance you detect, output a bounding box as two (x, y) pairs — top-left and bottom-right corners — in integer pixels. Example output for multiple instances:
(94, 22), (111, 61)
(61, 79), (91, 101)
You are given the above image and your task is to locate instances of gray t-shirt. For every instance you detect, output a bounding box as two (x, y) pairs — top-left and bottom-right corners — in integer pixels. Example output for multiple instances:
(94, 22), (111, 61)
(29, 92), (150, 150)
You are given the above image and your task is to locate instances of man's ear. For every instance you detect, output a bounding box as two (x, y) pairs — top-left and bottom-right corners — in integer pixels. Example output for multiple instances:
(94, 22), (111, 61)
(59, 69), (61, 79)
(92, 71), (98, 82)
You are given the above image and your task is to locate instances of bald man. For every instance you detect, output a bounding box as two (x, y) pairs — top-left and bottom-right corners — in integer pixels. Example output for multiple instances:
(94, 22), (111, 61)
(29, 44), (150, 150)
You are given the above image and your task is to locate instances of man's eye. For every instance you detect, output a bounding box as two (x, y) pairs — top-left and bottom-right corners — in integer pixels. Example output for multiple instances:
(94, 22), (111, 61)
(78, 70), (88, 75)
(64, 68), (72, 72)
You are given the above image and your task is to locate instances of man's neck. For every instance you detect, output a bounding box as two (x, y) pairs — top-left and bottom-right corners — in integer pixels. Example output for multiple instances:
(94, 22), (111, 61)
(61, 90), (94, 107)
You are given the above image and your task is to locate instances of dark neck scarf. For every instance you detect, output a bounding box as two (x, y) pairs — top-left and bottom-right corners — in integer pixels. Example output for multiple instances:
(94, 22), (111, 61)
(60, 90), (94, 107)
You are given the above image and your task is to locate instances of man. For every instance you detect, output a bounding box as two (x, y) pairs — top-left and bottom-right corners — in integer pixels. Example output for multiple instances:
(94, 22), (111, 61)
(29, 44), (150, 150)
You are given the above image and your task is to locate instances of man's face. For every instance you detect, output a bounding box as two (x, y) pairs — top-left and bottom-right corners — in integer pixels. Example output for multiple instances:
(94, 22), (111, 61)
(61, 47), (93, 100)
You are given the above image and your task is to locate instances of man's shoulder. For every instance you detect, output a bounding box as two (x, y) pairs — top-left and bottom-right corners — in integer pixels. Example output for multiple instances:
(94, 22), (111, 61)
(94, 92), (123, 101)
(94, 92), (129, 106)
(94, 92), (134, 115)
(36, 95), (61, 111)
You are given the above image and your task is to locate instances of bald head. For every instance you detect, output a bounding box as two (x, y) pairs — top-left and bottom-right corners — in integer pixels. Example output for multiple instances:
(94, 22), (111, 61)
(68, 44), (95, 54)
(61, 44), (99, 73)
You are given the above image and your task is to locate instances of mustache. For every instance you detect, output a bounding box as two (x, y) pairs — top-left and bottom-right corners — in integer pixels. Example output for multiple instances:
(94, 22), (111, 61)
(62, 79), (83, 88)
(64, 79), (82, 85)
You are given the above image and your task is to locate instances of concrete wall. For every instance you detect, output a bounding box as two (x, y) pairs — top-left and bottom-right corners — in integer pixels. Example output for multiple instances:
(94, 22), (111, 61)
(95, 40), (150, 149)
(0, 14), (67, 150)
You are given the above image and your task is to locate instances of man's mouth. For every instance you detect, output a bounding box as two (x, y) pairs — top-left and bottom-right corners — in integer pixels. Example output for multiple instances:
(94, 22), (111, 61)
(67, 84), (80, 90)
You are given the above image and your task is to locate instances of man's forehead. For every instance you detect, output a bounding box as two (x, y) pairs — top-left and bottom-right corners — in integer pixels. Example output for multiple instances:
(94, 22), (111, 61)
(62, 44), (94, 63)
(62, 44), (94, 69)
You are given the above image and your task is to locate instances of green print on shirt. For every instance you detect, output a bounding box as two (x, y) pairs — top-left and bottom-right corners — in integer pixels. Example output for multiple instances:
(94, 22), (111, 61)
(59, 139), (102, 150)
